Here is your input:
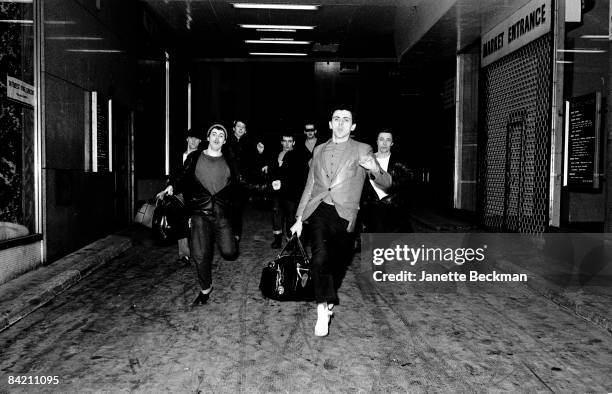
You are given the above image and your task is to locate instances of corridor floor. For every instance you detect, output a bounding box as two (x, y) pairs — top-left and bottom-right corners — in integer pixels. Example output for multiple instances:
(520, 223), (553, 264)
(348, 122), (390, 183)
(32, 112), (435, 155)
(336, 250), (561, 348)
(1, 209), (611, 392)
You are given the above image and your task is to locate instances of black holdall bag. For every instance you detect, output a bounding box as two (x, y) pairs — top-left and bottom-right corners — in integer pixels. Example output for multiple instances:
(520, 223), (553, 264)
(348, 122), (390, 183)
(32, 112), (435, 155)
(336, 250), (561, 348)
(259, 235), (314, 301)
(151, 195), (186, 245)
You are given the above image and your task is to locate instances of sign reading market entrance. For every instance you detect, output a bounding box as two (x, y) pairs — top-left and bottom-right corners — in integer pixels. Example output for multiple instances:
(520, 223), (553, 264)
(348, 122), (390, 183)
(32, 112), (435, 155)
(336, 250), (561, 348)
(481, 0), (551, 67)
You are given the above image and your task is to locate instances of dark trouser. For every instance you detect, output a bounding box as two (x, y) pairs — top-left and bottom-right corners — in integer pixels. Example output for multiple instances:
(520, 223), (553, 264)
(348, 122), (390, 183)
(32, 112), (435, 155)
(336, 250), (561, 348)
(190, 207), (238, 290)
(232, 186), (248, 239)
(363, 200), (413, 233)
(272, 196), (297, 237)
(308, 203), (352, 304)
(175, 193), (190, 258)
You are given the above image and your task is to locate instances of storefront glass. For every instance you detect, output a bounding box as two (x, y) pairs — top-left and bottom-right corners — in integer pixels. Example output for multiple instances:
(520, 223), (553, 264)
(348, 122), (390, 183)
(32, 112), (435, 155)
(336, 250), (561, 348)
(0, 1), (36, 241)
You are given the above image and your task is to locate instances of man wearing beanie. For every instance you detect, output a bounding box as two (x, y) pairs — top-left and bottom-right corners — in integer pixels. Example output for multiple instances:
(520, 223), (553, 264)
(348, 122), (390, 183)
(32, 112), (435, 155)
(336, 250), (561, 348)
(159, 123), (239, 305)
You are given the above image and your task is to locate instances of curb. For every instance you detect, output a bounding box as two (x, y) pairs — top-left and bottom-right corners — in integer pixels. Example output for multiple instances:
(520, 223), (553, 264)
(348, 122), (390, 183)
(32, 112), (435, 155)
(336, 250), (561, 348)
(410, 212), (480, 233)
(410, 215), (445, 232)
(0, 234), (133, 333)
(494, 258), (612, 335)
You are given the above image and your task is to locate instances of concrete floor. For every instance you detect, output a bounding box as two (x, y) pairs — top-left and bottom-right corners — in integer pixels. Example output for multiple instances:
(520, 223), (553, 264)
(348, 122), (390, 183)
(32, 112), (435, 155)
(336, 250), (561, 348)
(0, 210), (611, 393)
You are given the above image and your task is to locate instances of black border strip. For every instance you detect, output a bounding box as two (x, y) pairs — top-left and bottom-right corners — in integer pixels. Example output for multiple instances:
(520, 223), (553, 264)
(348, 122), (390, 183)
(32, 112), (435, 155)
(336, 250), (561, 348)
(0, 234), (43, 251)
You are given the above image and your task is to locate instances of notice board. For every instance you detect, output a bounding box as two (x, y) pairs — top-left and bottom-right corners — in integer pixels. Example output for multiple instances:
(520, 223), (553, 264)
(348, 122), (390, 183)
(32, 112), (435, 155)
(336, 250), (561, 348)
(563, 92), (601, 189)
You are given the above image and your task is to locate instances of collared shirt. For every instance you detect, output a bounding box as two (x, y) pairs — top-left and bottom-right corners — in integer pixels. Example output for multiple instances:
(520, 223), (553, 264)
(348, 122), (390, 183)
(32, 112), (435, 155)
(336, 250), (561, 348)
(369, 155), (390, 200)
(322, 140), (349, 205)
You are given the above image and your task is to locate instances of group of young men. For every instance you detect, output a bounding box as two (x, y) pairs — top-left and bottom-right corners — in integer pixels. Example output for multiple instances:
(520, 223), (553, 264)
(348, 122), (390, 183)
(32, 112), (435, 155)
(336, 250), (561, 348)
(157, 105), (411, 336)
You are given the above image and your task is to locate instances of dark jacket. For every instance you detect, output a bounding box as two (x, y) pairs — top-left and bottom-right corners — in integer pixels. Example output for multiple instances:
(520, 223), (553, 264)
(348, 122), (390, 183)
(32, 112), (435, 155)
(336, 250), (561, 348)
(170, 149), (239, 216)
(269, 149), (306, 203)
(362, 153), (412, 207)
(301, 136), (325, 163)
(225, 133), (265, 185)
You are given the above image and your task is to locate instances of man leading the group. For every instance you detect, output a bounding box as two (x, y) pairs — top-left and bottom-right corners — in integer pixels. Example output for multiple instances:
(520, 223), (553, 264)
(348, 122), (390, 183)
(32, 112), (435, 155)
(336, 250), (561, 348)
(290, 105), (391, 337)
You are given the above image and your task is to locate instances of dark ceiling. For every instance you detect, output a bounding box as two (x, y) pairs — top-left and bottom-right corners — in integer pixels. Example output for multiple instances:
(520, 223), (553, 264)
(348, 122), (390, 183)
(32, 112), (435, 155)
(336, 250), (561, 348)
(139, 0), (562, 66)
(140, 0), (404, 60)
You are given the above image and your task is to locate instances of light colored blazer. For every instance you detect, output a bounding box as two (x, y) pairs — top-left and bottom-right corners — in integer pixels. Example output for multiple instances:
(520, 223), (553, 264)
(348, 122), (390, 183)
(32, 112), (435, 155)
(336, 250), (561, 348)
(296, 138), (391, 232)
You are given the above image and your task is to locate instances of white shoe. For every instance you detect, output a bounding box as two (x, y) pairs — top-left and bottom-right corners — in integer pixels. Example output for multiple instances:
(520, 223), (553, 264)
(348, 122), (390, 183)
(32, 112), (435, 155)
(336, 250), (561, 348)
(314, 303), (333, 337)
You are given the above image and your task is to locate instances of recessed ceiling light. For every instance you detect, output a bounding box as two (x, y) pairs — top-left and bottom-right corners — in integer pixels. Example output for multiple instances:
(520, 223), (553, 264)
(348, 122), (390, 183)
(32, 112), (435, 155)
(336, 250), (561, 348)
(0, 19), (33, 23)
(261, 37), (293, 41)
(579, 35), (609, 40)
(256, 28), (296, 33)
(249, 52), (308, 56)
(0, 0), (33, 3)
(232, 3), (319, 10)
(557, 48), (606, 53)
(45, 21), (77, 25)
(66, 49), (123, 53)
(245, 39), (310, 45)
(47, 36), (104, 40)
(240, 24), (314, 30)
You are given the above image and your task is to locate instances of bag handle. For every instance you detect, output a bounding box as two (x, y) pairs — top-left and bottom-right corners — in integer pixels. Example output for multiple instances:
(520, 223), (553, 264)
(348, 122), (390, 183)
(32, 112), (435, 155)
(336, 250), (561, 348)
(277, 234), (310, 264)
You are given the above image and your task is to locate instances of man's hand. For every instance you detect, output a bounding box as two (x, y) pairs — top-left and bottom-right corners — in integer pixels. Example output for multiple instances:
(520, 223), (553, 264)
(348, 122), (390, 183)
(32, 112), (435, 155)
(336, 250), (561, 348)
(290, 220), (303, 237)
(272, 180), (281, 190)
(156, 185), (173, 200)
(256, 142), (265, 154)
(358, 155), (379, 173)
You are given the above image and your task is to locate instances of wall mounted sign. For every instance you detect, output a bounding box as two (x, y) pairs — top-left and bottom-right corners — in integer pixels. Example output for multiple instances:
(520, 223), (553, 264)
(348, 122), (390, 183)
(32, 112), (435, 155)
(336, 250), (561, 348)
(563, 92), (601, 189)
(91, 91), (109, 173)
(481, 0), (551, 67)
(6, 76), (35, 107)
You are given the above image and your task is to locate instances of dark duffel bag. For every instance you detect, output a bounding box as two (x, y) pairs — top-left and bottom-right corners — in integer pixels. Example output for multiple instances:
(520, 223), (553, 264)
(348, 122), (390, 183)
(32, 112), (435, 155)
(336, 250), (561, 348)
(151, 195), (185, 245)
(259, 235), (314, 301)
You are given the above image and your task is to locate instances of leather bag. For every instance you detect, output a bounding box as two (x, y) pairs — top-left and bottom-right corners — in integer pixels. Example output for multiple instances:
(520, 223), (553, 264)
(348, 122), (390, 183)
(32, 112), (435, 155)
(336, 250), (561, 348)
(259, 235), (314, 301)
(151, 196), (185, 245)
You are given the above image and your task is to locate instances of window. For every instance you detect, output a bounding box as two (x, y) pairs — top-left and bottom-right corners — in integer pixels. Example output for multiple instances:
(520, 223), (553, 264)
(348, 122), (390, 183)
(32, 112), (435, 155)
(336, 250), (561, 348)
(0, 0), (36, 241)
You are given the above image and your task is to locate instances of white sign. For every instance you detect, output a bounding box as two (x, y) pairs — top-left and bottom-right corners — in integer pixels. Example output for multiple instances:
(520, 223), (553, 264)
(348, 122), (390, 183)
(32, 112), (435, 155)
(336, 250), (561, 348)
(481, 0), (551, 67)
(609, 0), (612, 41)
(6, 75), (35, 107)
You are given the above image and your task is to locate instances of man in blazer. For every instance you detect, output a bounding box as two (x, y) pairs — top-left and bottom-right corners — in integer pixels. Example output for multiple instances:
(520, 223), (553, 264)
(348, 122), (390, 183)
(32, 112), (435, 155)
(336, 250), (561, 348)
(290, 104), (391, 337)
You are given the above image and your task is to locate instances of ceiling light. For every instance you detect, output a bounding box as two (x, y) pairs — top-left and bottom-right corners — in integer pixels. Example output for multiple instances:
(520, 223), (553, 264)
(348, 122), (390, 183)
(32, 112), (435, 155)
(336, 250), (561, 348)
(579, 35), (609, 40)
(0, 0), (33, 3)
(232, 3), (318, 10)
(255, 29), (295, 33)
(47, 36), (104, 40)
(240, 24), (314, 30)
(249, 52), (307, 56)
(0, 19), (33, 23)
(556, 60), (574, 64)
(66, 49), (123, 53)
(45, 21), (77, 25)
(256, 28), (296, 33)
(261, 37), (293, 41)
(245, 39), (310, 44)
(557, 48), (606, 53)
